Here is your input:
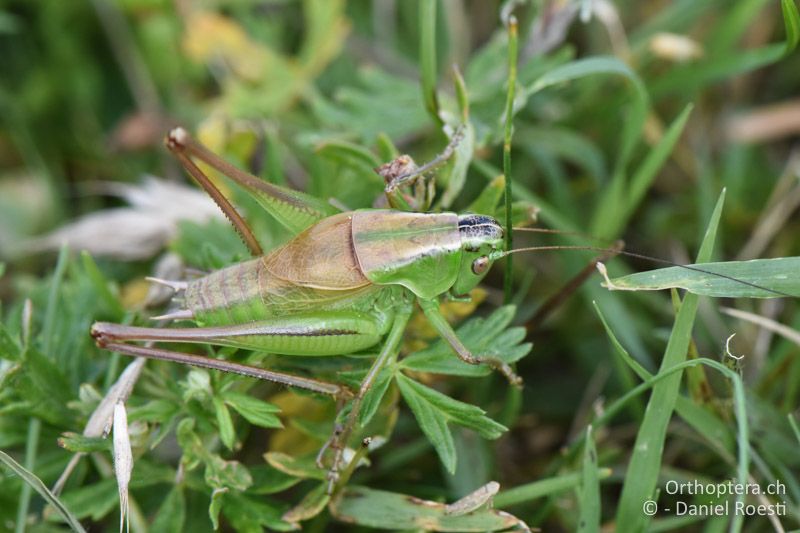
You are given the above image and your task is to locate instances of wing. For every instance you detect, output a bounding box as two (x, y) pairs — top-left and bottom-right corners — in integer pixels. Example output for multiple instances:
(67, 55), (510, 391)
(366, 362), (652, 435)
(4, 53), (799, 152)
(263, 212), (370, 290)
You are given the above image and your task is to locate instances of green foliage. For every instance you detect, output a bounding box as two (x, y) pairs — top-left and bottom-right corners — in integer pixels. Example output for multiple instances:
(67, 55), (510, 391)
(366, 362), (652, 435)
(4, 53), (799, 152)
(2, 0), (800, 531)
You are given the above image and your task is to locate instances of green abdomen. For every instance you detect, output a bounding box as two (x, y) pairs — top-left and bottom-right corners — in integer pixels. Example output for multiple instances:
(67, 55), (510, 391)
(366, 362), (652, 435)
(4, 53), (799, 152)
(184, 258), (380, 327)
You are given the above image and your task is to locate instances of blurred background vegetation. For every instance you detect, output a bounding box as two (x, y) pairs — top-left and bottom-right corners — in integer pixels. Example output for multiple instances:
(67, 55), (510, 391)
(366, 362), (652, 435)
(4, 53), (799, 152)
(1, 0), (799, 531)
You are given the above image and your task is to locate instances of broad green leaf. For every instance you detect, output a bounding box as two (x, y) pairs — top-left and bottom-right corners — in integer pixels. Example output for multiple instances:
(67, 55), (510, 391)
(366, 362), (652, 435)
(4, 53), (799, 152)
(399, 376), (456, 472)
(396, 374), (506, 473)
(604, 257), (800, 298)
(223, 391), (282, 429)
(330, 485), (525, 531)
(401, 305), (531, 376)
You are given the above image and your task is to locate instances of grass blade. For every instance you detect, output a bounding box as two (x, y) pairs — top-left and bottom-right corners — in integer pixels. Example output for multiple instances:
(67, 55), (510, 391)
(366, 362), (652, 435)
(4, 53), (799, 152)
(419, 0), (441, 125)
(0, 450), (88, 533)
(503, 14), (518, 304)
(604, 257), (800, 298)
(614, 190), (725, 532)
(493, 469), (612, 508)
(577, 426), (600, 533)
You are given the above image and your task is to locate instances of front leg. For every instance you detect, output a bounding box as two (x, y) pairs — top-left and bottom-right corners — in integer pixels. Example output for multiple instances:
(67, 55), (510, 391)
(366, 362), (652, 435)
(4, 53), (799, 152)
(377, 126), (464, 211)
(417, 298), (522, 387)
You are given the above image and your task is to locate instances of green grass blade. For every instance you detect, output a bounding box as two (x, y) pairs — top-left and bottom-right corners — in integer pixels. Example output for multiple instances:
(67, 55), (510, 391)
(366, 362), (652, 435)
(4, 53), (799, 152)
(502, 15), (518, 304)
(419, 0), (441, 125)
(604, 257), (800, 298)
(1, 450), (88, 533)
(593, 303), (736, 456)
(619, 104), (693, 233)
(614, 190), (725, 532)
(493, 469), (612, 508)
(789, 414), (800, 445)
(781, 0), (800, 53)
(578, 426), (600, 533)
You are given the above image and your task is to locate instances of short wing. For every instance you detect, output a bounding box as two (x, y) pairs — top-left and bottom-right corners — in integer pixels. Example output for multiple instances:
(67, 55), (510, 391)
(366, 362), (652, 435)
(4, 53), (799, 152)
(263, 212), (370, 290)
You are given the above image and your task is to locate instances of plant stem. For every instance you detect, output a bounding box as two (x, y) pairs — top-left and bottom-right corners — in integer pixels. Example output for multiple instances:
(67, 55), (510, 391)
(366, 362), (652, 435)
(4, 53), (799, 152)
(503, 16), (518, 304)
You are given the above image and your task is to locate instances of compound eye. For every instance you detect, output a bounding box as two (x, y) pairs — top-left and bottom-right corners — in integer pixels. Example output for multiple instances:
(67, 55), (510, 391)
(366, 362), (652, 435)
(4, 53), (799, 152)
(471, 256), (490, 275)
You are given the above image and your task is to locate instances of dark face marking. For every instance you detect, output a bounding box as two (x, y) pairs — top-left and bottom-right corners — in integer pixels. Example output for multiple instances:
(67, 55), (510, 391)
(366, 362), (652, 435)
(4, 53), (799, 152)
(457, 214), (504, 249)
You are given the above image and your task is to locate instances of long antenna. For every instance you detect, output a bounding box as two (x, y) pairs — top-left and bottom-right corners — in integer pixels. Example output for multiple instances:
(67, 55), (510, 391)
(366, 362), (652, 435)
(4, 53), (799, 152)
(493, 245), (795, 298)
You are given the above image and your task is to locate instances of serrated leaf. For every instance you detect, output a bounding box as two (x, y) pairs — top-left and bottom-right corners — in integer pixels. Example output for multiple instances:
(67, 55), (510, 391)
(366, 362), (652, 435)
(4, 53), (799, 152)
(604, 257), (800, 298)
(396, 374), (506, 473)
(401, 305), (532, 376)
(330, 485), (525, 531)
(223, 391), (282, 429)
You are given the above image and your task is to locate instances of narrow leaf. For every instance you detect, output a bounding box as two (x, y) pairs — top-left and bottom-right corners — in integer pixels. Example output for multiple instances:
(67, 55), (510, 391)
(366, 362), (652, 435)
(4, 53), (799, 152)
(0, 450), (88, 533)
(615, 190), (725, 531)
(604, 257), (800, 298)
(223, 391), (282, 429)
(213, 396), (236, 450)
(578, 426), (600, 533)
(330, 485), (525, 531)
